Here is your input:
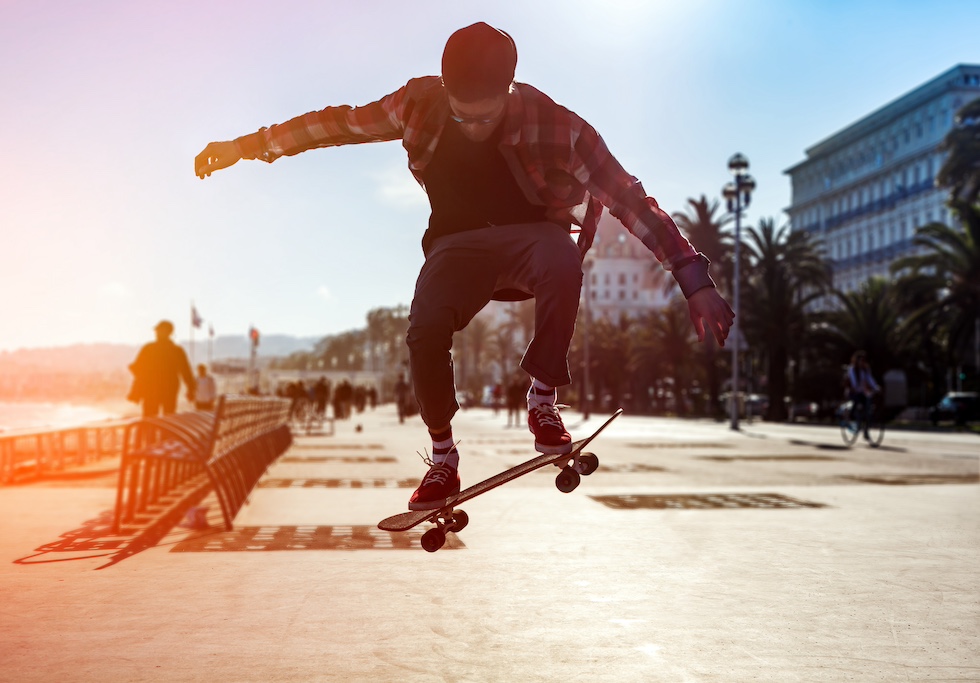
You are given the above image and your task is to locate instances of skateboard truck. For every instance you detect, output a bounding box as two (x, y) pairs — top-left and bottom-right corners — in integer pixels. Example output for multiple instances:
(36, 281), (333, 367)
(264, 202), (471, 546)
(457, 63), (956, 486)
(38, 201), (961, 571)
(420, 509), (469, 553)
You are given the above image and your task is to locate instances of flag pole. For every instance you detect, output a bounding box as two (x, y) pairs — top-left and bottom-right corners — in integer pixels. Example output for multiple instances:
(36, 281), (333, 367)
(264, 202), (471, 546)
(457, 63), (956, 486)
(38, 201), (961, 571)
(189, 301), (195, 368)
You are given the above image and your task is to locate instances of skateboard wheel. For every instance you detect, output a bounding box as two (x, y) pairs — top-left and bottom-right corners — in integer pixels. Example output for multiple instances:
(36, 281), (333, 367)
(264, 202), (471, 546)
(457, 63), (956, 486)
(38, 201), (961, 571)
(575, 453), (599, 476)
(555, 467), (580, 493)
(421, 528), (446, 553)
(449, 510), (469, 533)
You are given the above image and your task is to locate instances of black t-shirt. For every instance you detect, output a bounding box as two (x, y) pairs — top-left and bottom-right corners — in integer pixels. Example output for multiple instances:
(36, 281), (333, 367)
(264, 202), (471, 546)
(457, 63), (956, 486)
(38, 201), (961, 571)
(420, 120), (550, 254)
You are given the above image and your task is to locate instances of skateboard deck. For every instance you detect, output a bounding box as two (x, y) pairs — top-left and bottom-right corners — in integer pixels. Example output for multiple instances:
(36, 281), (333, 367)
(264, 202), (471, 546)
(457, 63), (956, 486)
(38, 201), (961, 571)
(378, 408), (623, 551)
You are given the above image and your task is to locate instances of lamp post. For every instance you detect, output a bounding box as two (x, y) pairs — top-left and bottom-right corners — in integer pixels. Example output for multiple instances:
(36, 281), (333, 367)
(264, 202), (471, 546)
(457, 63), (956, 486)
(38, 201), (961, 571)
(722, 153), (756, 430)
(581, 258), (594, 421)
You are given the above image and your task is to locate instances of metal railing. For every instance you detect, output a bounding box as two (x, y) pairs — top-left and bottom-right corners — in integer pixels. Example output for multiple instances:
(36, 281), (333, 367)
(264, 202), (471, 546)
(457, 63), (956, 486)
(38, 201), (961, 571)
(0, 420), (130, 485)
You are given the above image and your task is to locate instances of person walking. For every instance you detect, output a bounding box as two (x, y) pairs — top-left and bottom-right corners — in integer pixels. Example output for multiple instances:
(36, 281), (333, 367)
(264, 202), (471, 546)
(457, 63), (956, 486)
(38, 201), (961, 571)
(394, 374), (412, 425)
(127, 320), (196, 417)
(195, 22), (734, 511)
(194, 364), (217, 411)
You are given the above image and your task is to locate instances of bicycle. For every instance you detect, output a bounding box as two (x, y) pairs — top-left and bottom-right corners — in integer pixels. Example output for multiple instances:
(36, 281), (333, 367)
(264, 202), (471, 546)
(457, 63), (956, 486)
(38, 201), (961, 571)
(839, 397), (885, 448)
(291, 397), (324, 435)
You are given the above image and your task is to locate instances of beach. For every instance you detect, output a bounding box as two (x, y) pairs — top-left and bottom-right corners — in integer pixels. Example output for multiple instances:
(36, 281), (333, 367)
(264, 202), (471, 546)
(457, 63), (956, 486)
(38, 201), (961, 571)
(0, 400), (137, 433)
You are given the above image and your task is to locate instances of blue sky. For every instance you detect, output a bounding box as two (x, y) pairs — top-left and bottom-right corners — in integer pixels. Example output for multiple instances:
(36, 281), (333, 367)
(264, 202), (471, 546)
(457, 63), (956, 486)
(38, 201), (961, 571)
(1, 0), (977, 351)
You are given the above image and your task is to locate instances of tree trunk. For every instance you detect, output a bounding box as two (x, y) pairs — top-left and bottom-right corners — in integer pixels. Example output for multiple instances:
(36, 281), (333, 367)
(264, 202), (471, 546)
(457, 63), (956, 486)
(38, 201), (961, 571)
(767, 345), (789, 421)
(703, 337), (720, 418)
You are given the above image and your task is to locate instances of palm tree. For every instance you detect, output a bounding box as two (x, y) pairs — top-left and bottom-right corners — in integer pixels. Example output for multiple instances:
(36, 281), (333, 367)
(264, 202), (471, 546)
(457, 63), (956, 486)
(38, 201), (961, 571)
(365, 305), (410, 377)
(673, 195), (734, 295)
(588, 315), (633, 411)
(936, 98), (980, 209)
(891, 219), (980, 390)
(897, 96), (980, 394)
(506, 300), (535, 348)
(488, 325), (518, 385)
(626, 315), (665, 414)
(821, 277), (906, 378)
(739, 218), (831, 421)
(673, 195), (734, 417)
(454, 316), (491, 398)
(647, 296), (700, 416)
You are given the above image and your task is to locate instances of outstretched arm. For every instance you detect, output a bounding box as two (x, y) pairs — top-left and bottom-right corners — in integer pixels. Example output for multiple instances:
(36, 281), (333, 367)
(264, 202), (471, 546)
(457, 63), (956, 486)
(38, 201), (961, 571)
(195, 140), (242, 179)
(566, 116), (731, 346)
(687, 287), (735, 347)
(194, 79), (423, 180)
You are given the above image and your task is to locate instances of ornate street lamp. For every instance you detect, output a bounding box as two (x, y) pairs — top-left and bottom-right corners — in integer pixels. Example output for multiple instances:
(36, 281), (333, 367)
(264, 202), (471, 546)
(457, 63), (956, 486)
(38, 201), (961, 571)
(722, 153), (756, 430)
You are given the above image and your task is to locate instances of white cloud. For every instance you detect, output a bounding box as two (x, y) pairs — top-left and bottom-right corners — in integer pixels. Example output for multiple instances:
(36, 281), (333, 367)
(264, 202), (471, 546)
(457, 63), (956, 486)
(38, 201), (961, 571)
(99, 281), (134, 300)
(372, 165), (427, 209)
(316, 285), (332, 301)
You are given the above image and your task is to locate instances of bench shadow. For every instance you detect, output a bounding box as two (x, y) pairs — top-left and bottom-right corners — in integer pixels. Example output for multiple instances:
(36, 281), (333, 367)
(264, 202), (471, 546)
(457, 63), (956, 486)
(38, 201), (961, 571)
(13, 488), (212, 570)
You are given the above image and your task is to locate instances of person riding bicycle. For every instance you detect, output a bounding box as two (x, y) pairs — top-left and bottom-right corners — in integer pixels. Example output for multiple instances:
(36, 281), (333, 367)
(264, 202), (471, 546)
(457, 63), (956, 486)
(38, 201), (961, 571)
(846, 351), (880, 440)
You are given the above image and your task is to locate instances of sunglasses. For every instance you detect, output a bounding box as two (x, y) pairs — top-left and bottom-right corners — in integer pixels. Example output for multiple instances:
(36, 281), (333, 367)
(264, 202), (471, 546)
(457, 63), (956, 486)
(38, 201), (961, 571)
(450, 114), (501, 125)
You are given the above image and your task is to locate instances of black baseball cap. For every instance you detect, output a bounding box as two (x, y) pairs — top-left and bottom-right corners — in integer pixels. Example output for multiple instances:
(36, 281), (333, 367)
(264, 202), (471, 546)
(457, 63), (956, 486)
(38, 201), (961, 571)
(442, 22), (517, 102)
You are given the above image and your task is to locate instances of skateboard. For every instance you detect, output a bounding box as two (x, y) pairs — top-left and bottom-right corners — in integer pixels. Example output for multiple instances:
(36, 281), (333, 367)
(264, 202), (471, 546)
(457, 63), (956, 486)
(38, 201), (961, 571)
(377, 408), (623, 552)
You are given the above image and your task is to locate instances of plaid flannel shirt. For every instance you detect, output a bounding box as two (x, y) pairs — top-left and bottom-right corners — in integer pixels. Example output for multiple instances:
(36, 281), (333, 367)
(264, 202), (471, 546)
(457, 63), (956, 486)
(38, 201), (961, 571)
(234, 76), (714, 297)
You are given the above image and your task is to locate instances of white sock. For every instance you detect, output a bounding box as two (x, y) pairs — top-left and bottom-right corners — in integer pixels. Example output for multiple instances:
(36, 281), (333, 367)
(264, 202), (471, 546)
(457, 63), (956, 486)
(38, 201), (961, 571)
(430, 432), (460, 470)
(527, 378), (557, 409)
(432, 449), (460, 469)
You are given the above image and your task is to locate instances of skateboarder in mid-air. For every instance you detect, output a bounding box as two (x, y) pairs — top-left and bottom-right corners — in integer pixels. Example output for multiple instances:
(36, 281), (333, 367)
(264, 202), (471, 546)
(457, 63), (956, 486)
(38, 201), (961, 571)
(195, 22), (735, 512)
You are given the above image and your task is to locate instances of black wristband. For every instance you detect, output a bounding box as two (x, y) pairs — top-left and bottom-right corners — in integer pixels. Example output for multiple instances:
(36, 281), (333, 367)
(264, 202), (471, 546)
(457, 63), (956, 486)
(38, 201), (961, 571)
(672, 253), (716, 298)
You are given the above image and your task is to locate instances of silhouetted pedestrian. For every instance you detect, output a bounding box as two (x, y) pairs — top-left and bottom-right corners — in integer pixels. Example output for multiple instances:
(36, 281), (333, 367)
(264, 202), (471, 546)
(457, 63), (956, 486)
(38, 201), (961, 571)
(194, 364), (217, 411)
(127, 320), (196, 417)
(506, 375), (525, 427)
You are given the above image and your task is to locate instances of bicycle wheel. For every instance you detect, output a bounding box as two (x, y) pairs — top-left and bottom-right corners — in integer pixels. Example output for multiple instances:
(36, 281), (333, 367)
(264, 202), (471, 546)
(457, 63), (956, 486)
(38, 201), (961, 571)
(864, 411), (885, 448)
(839, 402), (861, 446)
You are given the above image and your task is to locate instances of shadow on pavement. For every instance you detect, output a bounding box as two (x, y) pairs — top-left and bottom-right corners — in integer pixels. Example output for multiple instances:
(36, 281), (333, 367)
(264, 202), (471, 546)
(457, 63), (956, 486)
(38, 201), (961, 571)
(13, 489), (212, 570)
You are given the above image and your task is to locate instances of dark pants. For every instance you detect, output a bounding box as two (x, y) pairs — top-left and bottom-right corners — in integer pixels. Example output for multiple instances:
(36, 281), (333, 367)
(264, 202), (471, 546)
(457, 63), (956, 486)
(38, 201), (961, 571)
(142, 394), (177, 417)
(849, 391), (870, 425)
(407, 223), (583, 430)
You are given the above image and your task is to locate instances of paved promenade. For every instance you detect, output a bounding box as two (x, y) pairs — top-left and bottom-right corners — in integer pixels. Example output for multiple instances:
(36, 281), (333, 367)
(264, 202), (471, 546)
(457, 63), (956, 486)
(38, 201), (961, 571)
(0, 406), (977, 682)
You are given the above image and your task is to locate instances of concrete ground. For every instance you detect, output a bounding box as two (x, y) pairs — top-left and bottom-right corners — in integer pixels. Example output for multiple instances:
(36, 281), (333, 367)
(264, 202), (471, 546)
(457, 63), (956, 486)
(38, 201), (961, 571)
(0, 406), (977, 682)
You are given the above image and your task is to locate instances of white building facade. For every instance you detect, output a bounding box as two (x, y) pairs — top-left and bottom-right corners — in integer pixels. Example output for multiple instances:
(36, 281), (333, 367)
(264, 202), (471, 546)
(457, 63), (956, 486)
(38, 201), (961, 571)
(582, 210), (673, 321)
(785, 64), (980, 293)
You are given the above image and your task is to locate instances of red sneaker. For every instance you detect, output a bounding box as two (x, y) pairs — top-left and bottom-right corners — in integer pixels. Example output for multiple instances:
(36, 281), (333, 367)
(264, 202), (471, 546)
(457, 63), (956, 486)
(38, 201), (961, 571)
(408, 463), (461, 510)
(528, 403), (572, 454)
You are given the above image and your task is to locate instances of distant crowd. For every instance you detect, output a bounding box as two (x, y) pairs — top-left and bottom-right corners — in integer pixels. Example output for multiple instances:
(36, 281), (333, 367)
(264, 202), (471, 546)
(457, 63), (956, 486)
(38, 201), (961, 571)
(276, 377), (378, 421)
